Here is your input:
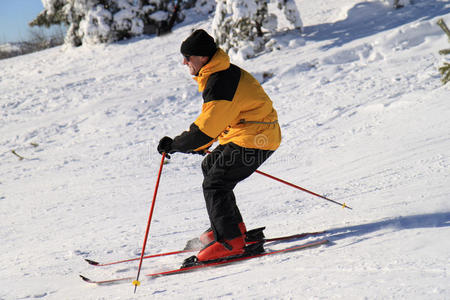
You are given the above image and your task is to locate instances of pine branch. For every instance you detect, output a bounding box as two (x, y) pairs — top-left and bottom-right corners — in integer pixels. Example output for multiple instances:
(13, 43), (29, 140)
(439, 49), (450, 55)
(438, 63), (450, 85)
(437, 19), (450, 41)
(11, 150), (26, 161)
(437, 19), (450, 85)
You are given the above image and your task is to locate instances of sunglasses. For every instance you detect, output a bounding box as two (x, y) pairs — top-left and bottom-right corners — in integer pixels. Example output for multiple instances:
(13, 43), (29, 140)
(183, 55), (191, 62)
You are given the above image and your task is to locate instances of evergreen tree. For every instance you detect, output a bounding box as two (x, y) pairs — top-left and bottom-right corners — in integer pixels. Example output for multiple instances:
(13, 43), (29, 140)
(212, 0), (303, 60)
(30, 0), (183, 46)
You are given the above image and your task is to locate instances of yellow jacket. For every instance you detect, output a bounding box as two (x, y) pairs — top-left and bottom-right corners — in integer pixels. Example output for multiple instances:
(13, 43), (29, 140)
(172, 49), (281, 152)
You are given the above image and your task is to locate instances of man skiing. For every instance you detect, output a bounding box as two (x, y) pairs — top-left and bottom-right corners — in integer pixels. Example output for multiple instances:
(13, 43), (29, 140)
(157, 29), (281, 262)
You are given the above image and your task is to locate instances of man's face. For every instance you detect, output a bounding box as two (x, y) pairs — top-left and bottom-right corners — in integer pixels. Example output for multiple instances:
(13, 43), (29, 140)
(183, 55), (209, 76)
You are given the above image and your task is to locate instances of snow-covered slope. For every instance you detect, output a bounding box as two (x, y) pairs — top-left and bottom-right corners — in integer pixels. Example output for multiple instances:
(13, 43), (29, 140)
(1, 1), (449, 299)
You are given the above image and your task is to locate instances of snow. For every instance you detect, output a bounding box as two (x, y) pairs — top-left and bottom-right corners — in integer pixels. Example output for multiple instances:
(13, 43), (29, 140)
(1, 0), (449, 299)
(0, 43), (21, 53)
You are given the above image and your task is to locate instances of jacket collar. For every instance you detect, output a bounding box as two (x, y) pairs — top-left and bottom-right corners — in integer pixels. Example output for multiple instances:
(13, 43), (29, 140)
(194, 48), (230, 92)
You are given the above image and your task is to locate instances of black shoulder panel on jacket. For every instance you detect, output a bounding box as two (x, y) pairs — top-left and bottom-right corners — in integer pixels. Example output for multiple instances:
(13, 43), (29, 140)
(171, 123), (214, 153)
(203, 64), (241, 103)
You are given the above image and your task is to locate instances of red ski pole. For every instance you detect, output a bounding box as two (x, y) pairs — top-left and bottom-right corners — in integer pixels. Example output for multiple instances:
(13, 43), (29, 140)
(133, 152), (166, 293)
(254, 169), (352, 210)
(204, 150), (350, 209)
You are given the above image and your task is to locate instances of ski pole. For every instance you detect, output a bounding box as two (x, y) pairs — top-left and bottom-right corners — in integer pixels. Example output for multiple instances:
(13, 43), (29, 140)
(204, 150), (350, 209)
(133, 152), (167, 293)
(254, 169), (352, 210)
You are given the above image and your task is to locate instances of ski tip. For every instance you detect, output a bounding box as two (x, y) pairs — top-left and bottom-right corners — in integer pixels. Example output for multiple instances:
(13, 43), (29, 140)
(323, 239), (334, 246)
(79, 275), (93, 283)
(85, 259), (100, 266)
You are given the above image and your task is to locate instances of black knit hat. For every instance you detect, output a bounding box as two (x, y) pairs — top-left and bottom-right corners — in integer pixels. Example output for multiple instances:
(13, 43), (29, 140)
(180, 29), (217, 58)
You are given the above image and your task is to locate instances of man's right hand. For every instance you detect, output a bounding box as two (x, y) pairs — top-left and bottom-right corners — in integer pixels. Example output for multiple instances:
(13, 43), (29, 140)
(157, 136), (173, 158)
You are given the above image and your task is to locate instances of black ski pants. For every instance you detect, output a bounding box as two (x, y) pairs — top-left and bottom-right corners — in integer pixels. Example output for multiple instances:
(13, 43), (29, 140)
(201, 142), (274, 241)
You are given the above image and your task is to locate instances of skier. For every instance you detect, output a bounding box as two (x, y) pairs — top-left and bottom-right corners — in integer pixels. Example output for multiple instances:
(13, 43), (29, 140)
(157, 29), (281, 261)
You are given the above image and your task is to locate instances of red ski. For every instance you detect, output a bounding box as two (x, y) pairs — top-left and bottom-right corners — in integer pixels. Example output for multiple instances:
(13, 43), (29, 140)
(80, 239), (329, 285)
(84, 230), (326, 267)
(84, 249), (193, 267)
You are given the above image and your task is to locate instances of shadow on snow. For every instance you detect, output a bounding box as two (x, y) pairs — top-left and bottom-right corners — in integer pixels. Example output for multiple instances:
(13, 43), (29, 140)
(303, 0), (450, 50)
(324, 211), (450, 244)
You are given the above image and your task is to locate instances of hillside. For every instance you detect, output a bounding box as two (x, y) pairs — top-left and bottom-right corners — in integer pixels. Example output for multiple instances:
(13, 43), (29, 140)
(0, 0), (449, 299)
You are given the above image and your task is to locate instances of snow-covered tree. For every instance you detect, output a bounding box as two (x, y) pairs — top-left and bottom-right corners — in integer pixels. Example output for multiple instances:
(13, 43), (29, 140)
(140, 0), (186, 35)
(212, 0), (302, 60)
(191, 0), (216, 15)
(30, 0), (184, 46)
(276, 0), (302, 29)
(382, 0), (411, 9)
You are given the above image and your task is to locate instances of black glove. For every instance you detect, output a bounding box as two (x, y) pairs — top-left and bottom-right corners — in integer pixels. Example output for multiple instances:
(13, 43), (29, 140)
(157, 136), (173, 158)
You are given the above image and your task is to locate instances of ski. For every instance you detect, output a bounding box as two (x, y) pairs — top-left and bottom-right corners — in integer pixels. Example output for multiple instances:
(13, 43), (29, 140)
(80, 238), (329, 285)
(85, 249), (193, 267)
(84, 230), (325, 267)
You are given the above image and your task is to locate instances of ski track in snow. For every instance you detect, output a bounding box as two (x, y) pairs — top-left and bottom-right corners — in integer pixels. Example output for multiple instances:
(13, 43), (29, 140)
(1, 0), (449, 299)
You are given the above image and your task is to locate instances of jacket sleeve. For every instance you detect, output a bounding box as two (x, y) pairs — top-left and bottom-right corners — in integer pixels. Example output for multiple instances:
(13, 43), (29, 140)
(171, 122), (215, 153)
